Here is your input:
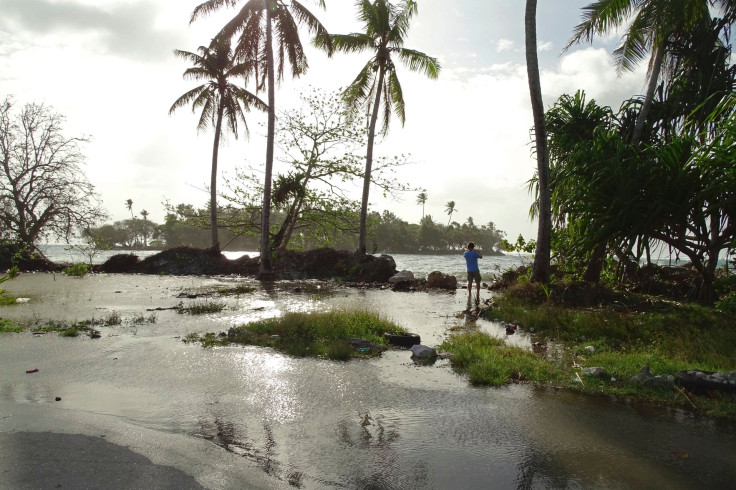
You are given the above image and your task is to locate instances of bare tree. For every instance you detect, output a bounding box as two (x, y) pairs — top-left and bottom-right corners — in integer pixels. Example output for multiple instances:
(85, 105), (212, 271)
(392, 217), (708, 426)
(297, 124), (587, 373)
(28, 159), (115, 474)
(0, 97), (107, 249)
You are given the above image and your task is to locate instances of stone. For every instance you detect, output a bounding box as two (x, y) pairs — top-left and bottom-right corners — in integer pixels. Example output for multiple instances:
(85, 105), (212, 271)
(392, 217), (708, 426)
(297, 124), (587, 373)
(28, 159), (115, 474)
(410, 344), (437, 359)
(426, 271), (458, 289)
(584, 345), (595, 353)
(582, 366), (607, 378)
(389, 270), (415, 284)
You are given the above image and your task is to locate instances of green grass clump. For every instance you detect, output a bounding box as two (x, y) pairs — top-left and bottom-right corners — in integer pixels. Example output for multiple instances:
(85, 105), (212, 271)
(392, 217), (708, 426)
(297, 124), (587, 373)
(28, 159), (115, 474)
(215, 285), (256, 296)
(176, 300), (227, 315)
(186, 310), (405, 360)
(441, 331), (559, 386)
(63, 263), (89, 277)
(0, 293), (18, 306)
(0, 318), (23, 333)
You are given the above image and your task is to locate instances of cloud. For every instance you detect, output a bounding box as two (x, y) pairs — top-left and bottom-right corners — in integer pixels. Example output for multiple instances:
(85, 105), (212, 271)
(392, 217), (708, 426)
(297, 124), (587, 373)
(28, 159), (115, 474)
(0, 0), (187, 61)
(495, 38), (515, 52)
(538, 41), (553, 52)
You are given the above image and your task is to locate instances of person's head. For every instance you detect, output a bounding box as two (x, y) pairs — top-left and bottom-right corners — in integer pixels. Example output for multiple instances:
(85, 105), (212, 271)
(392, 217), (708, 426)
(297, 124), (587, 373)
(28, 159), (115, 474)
(467, 241), (475, 250)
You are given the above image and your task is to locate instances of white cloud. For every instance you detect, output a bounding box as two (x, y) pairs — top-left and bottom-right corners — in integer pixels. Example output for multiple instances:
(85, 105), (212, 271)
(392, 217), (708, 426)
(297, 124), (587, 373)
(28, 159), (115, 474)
(496, 38), (515, 52)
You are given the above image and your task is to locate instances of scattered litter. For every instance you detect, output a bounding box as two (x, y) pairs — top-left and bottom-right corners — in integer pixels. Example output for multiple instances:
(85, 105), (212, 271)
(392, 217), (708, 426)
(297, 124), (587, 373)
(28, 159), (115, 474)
(25, 368), (39, 374)
(15, 298), (30, 303)
(55, 397), (61, 402)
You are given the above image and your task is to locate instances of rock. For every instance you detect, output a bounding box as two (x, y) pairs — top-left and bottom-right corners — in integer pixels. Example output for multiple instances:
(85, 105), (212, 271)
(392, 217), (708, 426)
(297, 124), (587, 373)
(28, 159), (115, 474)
(410, 344), (437, 359)
(388, 270), (415, 284)
(585, 345), (595, 353)
(582, 367), (607, 378)
(426, 271), (457, 289)
(631, 365), (674, 390)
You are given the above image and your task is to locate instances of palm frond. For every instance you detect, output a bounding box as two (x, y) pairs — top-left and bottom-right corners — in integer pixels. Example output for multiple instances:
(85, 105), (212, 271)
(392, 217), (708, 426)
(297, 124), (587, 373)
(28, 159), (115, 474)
(565, 0), (635, 50)
(397, 48), (440, 78)
(291, 0), (333, 54)
(169, 85), (208, 115)
(329, 33), (373, 54)
(387, 70), (406, 126)
(343, 61), (376, 109)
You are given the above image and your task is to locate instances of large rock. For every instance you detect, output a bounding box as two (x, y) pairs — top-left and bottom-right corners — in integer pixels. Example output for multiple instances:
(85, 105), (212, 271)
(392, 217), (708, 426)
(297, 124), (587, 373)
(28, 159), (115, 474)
(410, 344), (437, 359)
(582, 366), (608, 378)
(426, 271), (457, 289)
(389, 270), (415, 284)
(631, 365), (674, 391)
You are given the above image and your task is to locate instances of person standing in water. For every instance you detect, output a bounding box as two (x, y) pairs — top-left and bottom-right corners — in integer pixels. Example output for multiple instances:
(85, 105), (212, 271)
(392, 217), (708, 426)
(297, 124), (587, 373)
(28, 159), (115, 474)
(464, 241), (482, 302)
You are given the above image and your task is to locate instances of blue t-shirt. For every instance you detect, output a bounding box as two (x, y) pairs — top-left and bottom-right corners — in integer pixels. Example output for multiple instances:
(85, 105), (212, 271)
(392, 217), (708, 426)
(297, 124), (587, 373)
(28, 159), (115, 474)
(464, 250), (481, 272)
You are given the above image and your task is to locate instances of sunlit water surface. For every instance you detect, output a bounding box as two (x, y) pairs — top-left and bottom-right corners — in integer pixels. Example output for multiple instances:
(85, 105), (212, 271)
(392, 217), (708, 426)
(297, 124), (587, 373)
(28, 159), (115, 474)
(1, 270), (735, 489)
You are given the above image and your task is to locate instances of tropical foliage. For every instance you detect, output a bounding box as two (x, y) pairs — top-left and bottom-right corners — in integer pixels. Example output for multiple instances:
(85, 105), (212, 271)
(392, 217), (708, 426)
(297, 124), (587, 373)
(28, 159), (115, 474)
(170, 37), (267, 251)
(319, 0), (440, 255)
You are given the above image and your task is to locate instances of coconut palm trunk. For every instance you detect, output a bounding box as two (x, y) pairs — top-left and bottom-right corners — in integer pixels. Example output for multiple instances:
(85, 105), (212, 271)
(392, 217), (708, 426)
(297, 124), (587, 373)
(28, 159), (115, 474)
(526, 0), (551, 283)
(358, 65), (386, 256)
(259, 3), (276, 280)
(210, 102), (225, 251)
(631, 45), (665, 145)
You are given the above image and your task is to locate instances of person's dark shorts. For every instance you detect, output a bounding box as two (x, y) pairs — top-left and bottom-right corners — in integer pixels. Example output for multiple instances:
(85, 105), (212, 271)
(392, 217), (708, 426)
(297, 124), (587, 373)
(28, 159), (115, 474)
(467, 271), (481, 285)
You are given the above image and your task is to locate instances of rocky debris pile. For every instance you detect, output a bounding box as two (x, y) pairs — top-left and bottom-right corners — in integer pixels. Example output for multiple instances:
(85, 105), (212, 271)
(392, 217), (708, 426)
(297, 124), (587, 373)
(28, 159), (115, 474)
(94, 247), (395, 283)
(675, 369), (736, 394)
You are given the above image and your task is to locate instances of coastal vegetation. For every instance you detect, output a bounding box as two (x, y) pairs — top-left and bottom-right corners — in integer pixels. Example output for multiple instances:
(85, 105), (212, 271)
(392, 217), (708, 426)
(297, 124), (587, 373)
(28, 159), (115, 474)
(184, 309), (404, 360)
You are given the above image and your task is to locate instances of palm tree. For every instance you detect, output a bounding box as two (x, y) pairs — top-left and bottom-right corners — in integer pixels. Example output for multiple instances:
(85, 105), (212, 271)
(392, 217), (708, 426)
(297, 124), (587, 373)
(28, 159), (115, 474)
(170, 37), (266, 252)
(191, 0), (331, 277)
(125, 199), (134, 219)
(445, 200), (456, 225)
(318, 0), (440, 255)
(565, 0), (734, 145)
(526, 0), (551, 283)
(416, 191), (428, 219)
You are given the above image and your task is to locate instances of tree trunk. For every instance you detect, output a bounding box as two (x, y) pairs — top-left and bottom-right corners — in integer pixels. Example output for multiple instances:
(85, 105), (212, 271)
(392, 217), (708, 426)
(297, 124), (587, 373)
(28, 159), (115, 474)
(358, 65), (386, 255)
(582, 242), (606, 283)
(525, 0), (551, 283)
(210, 102), (224, 252)
(258, 4), (276, 280)
(631, 45), (665, 146)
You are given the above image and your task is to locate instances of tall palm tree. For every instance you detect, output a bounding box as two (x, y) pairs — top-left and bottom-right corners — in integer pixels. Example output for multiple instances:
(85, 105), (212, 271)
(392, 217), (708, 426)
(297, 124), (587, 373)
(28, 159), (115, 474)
(416, 191), (428, 219)
(191, 0), (331, 278)
(170, 37), (266, 252)
(125, 199), (134, 219)
(526, 0), (551, 283)
(317, 0), (440, 255)
(565, 0), (734, 145)
(445, 200), (456, 225)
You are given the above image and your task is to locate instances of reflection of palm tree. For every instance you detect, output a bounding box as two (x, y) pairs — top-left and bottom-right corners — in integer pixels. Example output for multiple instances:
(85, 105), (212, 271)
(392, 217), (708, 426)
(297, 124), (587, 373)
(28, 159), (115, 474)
(565, 0), (735, 145)
(416, 191), (428, 219)
(445, 200), (456, 225)
(170, 37), (266, 252)
(318, 0), (440, 254)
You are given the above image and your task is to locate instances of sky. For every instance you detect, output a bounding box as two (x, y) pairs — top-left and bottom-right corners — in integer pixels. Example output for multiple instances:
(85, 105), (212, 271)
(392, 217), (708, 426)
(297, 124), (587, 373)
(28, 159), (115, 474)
(0, 0), (650, 244)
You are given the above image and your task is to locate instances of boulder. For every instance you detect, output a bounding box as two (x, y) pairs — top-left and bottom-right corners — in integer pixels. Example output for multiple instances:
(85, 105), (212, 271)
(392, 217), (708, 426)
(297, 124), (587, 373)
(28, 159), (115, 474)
(426, 271), (458, 289)
(389, 270), (415, 284)
(410, 344), (437, 359)
(582, 366), (607, 378)
(631, 365), (674, 390)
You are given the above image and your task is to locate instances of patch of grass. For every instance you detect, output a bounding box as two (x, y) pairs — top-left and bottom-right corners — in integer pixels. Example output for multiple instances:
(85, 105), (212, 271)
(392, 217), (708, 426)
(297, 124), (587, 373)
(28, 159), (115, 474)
(0, 318), (23, 333)
(185, 310), (405, 360)
(441, 331), (560, 386)
(63, 263), (89, 277)
(0, 293), (18, 306)
(130, 312), (157, 324)
(103, 311), (122, 326)
(175, 300), (227, 315)
(215, 285), (256, 296)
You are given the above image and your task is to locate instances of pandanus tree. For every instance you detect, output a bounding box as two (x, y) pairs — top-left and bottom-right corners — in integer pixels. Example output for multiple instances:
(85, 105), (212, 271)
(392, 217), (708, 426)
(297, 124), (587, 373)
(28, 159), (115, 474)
(565, 0), (736, 146)
(170, 37), (266, 252)
(317, 0), (440, 255)
(191, 0), (332, 278)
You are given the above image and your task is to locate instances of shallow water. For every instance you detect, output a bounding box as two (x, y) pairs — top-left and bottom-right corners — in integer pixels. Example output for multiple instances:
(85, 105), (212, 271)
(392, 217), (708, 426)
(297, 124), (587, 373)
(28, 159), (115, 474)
(1, 274), (735, 489)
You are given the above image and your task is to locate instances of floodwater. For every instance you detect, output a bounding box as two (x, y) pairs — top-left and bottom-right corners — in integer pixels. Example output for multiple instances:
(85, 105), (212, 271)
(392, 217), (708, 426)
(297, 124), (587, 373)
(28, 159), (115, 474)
(1, 273), (735, 489)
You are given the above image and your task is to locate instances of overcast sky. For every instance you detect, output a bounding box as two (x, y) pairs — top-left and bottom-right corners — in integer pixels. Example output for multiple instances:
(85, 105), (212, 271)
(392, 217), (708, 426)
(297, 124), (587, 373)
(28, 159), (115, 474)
(0, 0), (648, 244)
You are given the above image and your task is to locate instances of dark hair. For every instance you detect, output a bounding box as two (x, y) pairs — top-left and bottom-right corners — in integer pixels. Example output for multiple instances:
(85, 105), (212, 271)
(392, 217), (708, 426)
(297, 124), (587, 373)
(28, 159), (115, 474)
(467, 241), (475, 250)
